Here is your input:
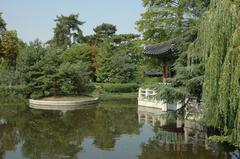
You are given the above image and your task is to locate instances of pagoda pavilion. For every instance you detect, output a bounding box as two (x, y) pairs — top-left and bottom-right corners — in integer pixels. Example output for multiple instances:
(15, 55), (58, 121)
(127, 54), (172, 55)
(143, 31), (197, 83)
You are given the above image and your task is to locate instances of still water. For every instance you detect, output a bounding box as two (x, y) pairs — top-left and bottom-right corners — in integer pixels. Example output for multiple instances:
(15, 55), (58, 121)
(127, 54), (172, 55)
(0, 97), (239, 159)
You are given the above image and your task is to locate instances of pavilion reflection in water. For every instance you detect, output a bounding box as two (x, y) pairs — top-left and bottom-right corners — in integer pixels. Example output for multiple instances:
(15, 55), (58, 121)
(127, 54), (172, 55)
(137, 106), (220, 154)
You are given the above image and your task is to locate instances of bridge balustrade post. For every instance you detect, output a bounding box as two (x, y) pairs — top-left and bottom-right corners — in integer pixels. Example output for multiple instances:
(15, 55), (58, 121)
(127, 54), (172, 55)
(138, 88), (142, 100)
(146, 88), (149, 97)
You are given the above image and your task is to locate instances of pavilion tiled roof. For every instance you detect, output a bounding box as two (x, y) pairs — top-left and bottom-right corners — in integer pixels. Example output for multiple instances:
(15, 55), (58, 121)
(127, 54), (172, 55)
(144, 70), (162, 77)
(143, 30), (197, 57)
(143, 40), (176, 56)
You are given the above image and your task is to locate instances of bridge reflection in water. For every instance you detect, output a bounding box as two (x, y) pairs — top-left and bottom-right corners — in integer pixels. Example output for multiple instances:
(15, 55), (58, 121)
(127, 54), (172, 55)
(137, 106), (220, 154)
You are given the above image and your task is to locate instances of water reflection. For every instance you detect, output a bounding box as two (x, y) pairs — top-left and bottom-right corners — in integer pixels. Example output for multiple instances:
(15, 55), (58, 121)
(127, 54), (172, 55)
(0, 98), (140, 159)
(138, 106), (239, 159)
(0, 98), (239, 159)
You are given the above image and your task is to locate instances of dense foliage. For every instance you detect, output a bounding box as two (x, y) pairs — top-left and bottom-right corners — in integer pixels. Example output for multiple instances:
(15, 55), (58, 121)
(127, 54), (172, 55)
(136, 0), (209, 43)
(202, 0), (240, 147)
(96, 39), (139, 83)
(136, 0), (208, 86)
(0, 13), (142, 98)
(85, 23), (117, 46)
(16, 41), (93, 98)
(175, 0), (240, 147)
(51, 14), (85, 48)
(137, 0), (240, 147)
(95, 29), (141, 83)
(0, 1), (239, 147)
(95, 83), (139, 93)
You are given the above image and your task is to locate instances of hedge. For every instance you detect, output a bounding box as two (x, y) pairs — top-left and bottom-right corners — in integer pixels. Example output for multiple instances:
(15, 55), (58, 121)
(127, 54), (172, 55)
(95, 83), (139, 93)
(0, 85), (27, 97)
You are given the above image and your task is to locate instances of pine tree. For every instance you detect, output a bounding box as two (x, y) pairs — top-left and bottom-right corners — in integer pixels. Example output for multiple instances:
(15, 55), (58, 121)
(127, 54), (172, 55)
(52, 14), (85, 48)
(85, 23), (117, 46)
(0, 12), (6, 36)
(96, 39), (113, 82)
(136, 0), (209, 43)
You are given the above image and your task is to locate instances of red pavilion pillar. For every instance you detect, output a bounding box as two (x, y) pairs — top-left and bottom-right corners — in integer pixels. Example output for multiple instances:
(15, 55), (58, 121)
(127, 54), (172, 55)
(161, 60), (167, 83)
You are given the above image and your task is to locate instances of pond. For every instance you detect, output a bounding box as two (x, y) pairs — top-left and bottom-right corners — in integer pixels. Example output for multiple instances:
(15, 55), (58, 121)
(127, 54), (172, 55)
(0, 97), (239, 159)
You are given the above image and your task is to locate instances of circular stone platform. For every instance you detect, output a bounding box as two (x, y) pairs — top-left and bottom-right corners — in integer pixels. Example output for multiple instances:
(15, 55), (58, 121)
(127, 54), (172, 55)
(29, 96), (99, 111)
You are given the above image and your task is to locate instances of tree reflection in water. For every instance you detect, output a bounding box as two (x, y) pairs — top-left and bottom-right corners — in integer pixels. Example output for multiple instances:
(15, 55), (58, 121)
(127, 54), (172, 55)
(137, 106), (239, 159)
(0, 98), (239, 159)
(0, 98), (140, 158)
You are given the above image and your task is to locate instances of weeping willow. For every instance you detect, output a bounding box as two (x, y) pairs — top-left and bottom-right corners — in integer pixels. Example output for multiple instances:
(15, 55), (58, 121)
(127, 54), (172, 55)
(219, 28), (240, 146)
(187, 0), (240, 146)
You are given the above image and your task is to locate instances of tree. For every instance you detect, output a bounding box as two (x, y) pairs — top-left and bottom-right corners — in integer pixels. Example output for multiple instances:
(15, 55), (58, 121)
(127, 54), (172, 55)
(86, 23), (117, 46)
(0, 12), (6, 36)
(63, 44), (98, 82)
(0, 13), (8, 59)
(18, 44), (66, 97)
(18, 40), (64, 97)
(111, 33), (139, 45)
(63, 44), (93, 64)
(17, 40), (47, 97)
(60, 44), (96, 93)
(96, 37), (140, 83)
(94, 23), (116, 38)
(0, 13), (19, 68)
(0, 30), (19, 85)
(58, 61), (91, 95)
(96, 39), (113, 82)
(17, 40), (93, 98)
(52, 14), (85, 48)
(136, 0), (209, 43)
(136, 0), (209, 101)
(202, 0), (240, 147)
(109, 49), (137, 83)
(1, 31), (19, 65)
(182, 0), (240, 147)
(0, 59), (20, 86)
(154, 30), (202, 102)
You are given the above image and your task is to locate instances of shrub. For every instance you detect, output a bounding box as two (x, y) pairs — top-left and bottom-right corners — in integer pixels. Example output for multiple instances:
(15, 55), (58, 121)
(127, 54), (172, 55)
(96, 83), (139, 93)
(143, 77), (162, 85)
(17, 42), (93, 98)
(0, 85), (27, 97)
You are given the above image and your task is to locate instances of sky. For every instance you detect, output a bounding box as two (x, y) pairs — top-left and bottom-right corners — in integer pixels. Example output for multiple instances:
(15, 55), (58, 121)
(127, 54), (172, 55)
(0, 0), (144, 42)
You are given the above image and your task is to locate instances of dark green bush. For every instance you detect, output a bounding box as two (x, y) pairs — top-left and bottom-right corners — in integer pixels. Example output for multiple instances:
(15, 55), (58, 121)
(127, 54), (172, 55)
(96, 83), (139, 93)
(143, 77), (162, 85)
(17, 42), (93, 98)
(0, 85), (27, 97)
(82, 83), (96, 93)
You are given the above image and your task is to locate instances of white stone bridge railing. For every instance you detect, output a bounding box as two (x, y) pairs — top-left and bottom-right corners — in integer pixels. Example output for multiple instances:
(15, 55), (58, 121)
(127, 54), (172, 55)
(138, 85), (183, 111)
(138, 88), (157, 100)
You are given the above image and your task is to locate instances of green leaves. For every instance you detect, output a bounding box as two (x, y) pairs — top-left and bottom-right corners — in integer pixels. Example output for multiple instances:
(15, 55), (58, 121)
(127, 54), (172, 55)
(179, 0), (240, 147)
(93, 23), (116, 37)
(16, 41), (94, 98)
(96, 39), (139, 83)
(0, 13), (19, 66)
(52, 14), (85, 48)
(136, 0), (208, 43)
(85, 23), (117, 46)
(0, 12), (6, 34)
